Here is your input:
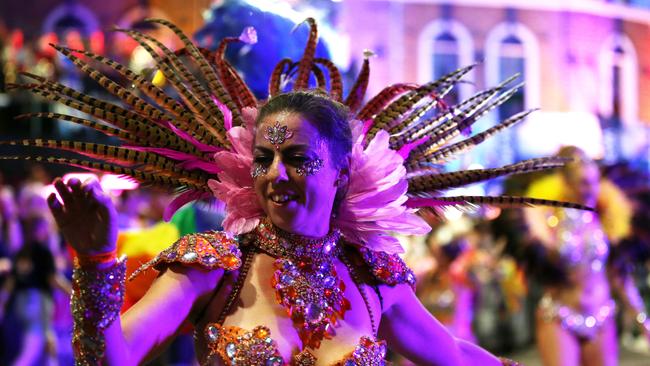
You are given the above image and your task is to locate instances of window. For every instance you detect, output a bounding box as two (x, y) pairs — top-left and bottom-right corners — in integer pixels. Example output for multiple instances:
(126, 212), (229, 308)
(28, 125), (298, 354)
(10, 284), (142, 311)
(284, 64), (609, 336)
(485, 22), (540, 162)
(418, 19), (474, 103)
(598, 33), (638, 126)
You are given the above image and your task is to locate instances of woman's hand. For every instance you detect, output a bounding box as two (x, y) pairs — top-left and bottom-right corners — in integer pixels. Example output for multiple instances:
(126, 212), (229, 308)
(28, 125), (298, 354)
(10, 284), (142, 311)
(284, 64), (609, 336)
(47, 178), (117, 255)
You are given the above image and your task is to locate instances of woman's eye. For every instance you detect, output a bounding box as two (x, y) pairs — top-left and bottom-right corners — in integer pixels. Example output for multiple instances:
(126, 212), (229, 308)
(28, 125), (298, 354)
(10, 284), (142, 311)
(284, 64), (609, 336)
(288, 156), (309, 165)
(253, 156), (272, 165)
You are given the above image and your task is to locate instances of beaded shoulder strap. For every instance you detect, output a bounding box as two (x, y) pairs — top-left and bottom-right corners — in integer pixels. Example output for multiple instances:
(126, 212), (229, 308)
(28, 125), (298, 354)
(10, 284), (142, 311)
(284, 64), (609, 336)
(129, 231), (242, 280)
(356, 247), (416, 291)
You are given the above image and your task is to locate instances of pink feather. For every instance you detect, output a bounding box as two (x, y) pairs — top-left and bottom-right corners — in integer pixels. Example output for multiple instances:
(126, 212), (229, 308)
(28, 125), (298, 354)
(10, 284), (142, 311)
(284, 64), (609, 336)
(405, 197), (461, 208)
(397, 136), (429, 159)
(178, 160), (222, 174)
(126, 146), (220, 174)
(163, 190), (212, 221)
(164, 121), (221, 153)
(208, 116), (265, 235)
(333, 129), (430, 253)
(212, 98), (233, 131)
(126, 146), (204, 162)
(361, 119), (374, 141)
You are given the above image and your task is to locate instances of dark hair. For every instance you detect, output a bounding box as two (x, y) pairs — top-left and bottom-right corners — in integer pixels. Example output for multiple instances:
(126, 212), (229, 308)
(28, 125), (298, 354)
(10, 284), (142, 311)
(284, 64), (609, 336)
(256, 90), (353, 169)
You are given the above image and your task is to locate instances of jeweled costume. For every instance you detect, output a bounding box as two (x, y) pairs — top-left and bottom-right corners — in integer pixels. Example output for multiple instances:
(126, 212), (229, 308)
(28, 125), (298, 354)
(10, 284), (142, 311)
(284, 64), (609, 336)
(2, 17), (586, 366)
(129, 221), (412, 365)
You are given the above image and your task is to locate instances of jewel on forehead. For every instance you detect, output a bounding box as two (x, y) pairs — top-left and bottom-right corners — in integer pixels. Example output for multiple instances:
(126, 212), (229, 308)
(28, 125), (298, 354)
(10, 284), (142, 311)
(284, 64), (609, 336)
(264, 121), (294, 149)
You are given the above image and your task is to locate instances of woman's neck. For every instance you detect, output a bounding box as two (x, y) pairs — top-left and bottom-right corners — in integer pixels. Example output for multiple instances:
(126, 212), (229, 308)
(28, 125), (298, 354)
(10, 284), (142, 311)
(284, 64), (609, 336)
(253, 218), (340, 260)
(273, 219), (331, 239)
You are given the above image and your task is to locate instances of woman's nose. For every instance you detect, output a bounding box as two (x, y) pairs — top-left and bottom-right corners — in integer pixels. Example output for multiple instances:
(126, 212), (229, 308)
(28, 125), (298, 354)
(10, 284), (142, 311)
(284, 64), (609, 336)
(268, 157), (289, 182)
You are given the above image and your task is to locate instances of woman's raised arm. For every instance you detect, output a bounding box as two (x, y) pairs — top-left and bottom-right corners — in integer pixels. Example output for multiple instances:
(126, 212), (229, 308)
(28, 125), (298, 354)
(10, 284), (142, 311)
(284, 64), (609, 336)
(48, 178), (223, 365)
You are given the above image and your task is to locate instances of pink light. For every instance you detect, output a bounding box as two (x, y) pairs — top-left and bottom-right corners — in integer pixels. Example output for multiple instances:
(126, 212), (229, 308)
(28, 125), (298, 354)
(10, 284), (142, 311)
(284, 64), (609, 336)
(90, 31), (105, 55)
(40, 184), (58, 200)
(100, 174), (139, 191)
(63, 172), (98, 184)
(41, 173), (138, 200)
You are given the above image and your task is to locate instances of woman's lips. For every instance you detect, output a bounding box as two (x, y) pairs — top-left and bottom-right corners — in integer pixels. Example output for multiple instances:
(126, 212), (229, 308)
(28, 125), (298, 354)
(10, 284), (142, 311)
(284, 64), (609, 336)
(269, 193), (298, 204)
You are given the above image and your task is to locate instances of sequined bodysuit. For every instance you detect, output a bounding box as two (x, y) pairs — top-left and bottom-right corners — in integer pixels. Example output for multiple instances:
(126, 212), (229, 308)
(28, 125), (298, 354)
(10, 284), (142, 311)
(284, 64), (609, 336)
(538, 209), (614, 340)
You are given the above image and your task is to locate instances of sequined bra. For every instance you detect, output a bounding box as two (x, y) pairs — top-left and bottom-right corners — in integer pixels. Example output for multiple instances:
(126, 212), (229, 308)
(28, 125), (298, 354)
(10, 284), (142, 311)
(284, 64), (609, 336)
(132, 227), (416, 366)
(554, 210), (609, 272)
(202, 323), (386, 365)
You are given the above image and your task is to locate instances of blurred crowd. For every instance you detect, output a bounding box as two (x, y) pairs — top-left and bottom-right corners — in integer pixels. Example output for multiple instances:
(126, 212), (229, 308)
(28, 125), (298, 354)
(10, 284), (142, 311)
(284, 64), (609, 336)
(0, 23), (166, 144)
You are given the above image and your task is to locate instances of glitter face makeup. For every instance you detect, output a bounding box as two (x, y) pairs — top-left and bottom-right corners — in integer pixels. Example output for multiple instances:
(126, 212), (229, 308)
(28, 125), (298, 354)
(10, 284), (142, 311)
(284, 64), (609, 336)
(296, 158), (324, 176)
(251, 163), (269, 178)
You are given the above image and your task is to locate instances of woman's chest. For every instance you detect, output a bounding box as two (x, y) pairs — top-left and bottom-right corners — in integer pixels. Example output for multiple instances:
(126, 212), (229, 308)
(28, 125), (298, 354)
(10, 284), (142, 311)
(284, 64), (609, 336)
(195, 253), (382, 365)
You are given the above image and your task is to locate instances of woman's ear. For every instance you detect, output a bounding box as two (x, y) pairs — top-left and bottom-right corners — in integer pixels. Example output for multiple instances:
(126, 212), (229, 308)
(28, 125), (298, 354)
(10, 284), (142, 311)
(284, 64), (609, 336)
(332, 157), (351, 217)
(335, 157), (351, 188)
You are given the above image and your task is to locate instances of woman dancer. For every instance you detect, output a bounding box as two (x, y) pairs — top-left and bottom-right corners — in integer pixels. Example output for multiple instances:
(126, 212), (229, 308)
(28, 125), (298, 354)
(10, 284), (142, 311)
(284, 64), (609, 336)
(525, 146), (649, 366)
(3, 18), (586, 365)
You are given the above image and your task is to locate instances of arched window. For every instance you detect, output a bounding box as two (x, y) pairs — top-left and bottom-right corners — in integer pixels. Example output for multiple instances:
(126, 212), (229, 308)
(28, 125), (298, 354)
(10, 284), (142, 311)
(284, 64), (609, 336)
(418, 19), (475, 104)
(597, 32), (639, 162)
(497, 34), (525, 122)
(43, 2), (99, 38)
(598, 33), (638, 126)
(485, 22), (540, 162)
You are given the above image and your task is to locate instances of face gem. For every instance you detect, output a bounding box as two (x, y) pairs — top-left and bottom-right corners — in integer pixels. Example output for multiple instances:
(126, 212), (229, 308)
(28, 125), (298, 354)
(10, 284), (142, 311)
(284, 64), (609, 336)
(264, 121), (294, 149)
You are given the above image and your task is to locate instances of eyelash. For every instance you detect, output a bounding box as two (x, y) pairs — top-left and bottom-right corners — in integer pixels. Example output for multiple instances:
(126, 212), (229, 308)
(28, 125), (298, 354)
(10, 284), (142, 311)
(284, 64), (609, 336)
(253, 155), (310, 166)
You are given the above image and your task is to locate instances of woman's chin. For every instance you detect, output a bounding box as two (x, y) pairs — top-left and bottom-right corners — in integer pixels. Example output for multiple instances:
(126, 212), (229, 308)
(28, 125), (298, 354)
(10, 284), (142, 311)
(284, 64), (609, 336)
(267, 208), (300, 231)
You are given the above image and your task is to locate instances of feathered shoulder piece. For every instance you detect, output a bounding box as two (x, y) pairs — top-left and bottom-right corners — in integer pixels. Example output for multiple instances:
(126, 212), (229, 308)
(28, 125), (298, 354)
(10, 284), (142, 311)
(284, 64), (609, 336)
(3, 18), (590, 256)
(129, 231), (242, 280)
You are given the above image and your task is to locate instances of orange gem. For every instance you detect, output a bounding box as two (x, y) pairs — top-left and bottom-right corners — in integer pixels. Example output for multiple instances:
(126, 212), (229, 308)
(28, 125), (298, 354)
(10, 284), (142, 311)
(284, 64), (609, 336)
(376, 268), (389, 279)
(222, 255), (239, 268)
(361, 337), (374, 347)
(254, 327), (269, 339)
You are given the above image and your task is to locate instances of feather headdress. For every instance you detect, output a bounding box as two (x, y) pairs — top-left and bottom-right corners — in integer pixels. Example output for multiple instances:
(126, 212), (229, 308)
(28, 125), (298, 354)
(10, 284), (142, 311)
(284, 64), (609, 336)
(2, 18), (590, 253)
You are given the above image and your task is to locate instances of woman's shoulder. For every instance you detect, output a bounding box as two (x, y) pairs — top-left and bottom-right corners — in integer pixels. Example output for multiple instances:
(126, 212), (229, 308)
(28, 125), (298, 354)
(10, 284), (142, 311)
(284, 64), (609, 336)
(129, 230), (243, 281)
(345, 244), (416, 291)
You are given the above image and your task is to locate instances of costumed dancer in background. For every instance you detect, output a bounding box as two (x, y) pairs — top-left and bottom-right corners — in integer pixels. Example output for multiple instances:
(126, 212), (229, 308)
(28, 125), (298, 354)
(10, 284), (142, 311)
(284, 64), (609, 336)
(2, 18), (590, 365)
(525, 146), (650, 366)
(0, 209), (71, 366)
(419, 233), (478, 344)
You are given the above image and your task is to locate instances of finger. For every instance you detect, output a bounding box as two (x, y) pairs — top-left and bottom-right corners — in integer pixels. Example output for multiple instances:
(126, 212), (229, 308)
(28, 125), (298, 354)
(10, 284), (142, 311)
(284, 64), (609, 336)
(53, 178), (74, 206)
(84, 179), (111, 206)
(68, 178), (83, 197)
(47, 192), (66, 226)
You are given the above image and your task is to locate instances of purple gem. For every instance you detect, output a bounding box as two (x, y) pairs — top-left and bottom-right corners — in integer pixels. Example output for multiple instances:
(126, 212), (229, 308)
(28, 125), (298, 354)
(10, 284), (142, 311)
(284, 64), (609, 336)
(304, 303), (324, 324)
(202, 256), (217, 265)
(323, 276), (336, 287)
(280, 273), (294, 285)
(266, 356), (283, 366)
(225, 343), (237, 358)
(206, 325), (219, 343)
